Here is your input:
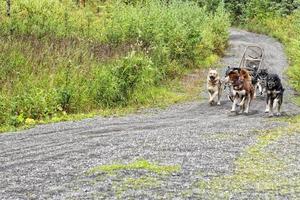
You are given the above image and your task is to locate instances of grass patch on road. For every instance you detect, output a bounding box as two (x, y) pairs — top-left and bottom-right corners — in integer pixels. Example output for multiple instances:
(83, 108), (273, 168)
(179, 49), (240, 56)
(198, 115), (300, 198)
(113, 176), (161, 198)
(295, 96), (300, 107)
(121, 176), (160, 190)
(88, 159), (181, 175)
(88, 159), (181, 198)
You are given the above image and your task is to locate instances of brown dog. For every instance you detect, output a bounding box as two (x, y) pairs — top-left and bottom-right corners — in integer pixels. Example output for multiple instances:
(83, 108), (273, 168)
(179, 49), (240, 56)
(228, 68), (254, 113)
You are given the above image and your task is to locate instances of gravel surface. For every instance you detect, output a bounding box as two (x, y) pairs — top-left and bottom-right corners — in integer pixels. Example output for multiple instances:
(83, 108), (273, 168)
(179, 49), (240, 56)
(1, 29), (300, 199)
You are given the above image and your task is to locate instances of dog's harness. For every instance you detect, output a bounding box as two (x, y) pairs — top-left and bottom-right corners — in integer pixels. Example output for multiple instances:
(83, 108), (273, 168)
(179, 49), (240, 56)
(267, 90), (284, 99)
(210, 79), (221, 86)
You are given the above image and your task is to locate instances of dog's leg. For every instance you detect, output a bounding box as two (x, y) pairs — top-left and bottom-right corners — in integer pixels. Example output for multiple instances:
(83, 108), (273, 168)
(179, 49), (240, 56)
(239, 97), (245, 114)
(210, 91), (218, 104)
(275, 86), (284, 115)
(211, 91), (218, 100)
(273, 98), (281, 116)
(244, 94), (251, 114)
(269, 99), (274, 117)
(231, 96), (238, 112)
(208, 91), (213, 105)
(265, 94), (271, 113)
(231, 91), (238, 112)
(275, 95), (283, 116)
(277, 99), (282, 116)
(262, 87), (266, 96)
(253, 84), (257, 99)
(239, 96), (246, 106)
(258, 82), (263, 95)
(217, 95), (221, 105)
(217, 85), (223, 106)
(227, 85), (234, 102)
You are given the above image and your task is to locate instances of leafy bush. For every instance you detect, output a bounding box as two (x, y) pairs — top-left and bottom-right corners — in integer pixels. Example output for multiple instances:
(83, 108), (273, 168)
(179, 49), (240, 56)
(0, 0), (230, 69)
(104, 1), (229, 70)
(92, 53), (157, 107)
(0, 0), (103, 38)
(192, 0), (300, 22)
(0, 0), (230, 128)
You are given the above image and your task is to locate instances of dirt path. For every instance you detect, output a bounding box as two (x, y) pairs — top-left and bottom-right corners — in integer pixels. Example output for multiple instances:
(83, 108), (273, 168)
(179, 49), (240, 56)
(1, 29), (299, 199)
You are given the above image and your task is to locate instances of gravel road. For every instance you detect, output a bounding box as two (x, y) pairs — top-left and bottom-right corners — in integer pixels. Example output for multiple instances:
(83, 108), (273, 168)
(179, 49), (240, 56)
(1, 29), (299, 199)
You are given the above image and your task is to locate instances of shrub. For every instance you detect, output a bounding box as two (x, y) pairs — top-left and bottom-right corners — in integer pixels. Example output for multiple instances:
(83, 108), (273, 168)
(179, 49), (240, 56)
(0, 0), (103, 39)
(0, 0), (230, 128)
(103, 0), (230, 70)
(92, 53), (157, 107)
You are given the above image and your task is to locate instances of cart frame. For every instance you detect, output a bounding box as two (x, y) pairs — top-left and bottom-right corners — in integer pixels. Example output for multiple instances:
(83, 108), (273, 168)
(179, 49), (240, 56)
(238, 45), (265, 74)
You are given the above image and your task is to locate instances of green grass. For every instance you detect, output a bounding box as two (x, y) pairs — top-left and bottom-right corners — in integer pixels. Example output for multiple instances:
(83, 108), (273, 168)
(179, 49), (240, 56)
(88, 159), (180, 198)
(88, 159), (181, 175)
(113, 176), (161, 198)
(0, 0), (229, 131)
(121, 176), (160, 190)
(295, 97), (300, 106)
(0, 79), (196, 133)
(198, 115), (300, 198)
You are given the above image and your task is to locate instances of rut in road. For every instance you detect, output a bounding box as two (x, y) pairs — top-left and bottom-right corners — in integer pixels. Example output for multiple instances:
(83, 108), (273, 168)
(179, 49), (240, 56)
(0, 29), (299, 199)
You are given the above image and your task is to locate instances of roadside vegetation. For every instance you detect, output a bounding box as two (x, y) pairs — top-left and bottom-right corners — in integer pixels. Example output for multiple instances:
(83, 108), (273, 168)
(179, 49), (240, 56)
(0, 0), (230, 131)
(198, 115), (300, 198)
(1, 0), (300, 131)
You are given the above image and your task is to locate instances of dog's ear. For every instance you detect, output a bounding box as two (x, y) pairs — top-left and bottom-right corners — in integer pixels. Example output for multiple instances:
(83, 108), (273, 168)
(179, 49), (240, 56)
(209, 68), (212, 71)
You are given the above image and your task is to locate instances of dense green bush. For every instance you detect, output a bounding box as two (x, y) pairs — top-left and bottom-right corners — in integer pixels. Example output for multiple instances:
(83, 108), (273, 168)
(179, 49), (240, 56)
(0, 0), (230, 128)
(0, 0), (229, 69)
(241, 0), (300, 23)
(0, 0), (102, 38)
(192, 0), (300, 22)
(101, 0), (230, 70)
(92, 53), (157, 107)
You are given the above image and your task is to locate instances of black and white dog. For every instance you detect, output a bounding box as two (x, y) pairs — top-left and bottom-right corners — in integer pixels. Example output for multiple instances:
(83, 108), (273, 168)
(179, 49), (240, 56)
(265, 74), (284, 116)
(256, 68), (268, 96)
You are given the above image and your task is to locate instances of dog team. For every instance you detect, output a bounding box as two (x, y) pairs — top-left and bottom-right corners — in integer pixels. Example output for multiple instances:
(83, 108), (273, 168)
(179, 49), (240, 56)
(207, 66), (284, 116)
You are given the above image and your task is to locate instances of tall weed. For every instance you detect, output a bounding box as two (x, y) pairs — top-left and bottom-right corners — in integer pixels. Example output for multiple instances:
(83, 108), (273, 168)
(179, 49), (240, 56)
(0, 0), (230, 128)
